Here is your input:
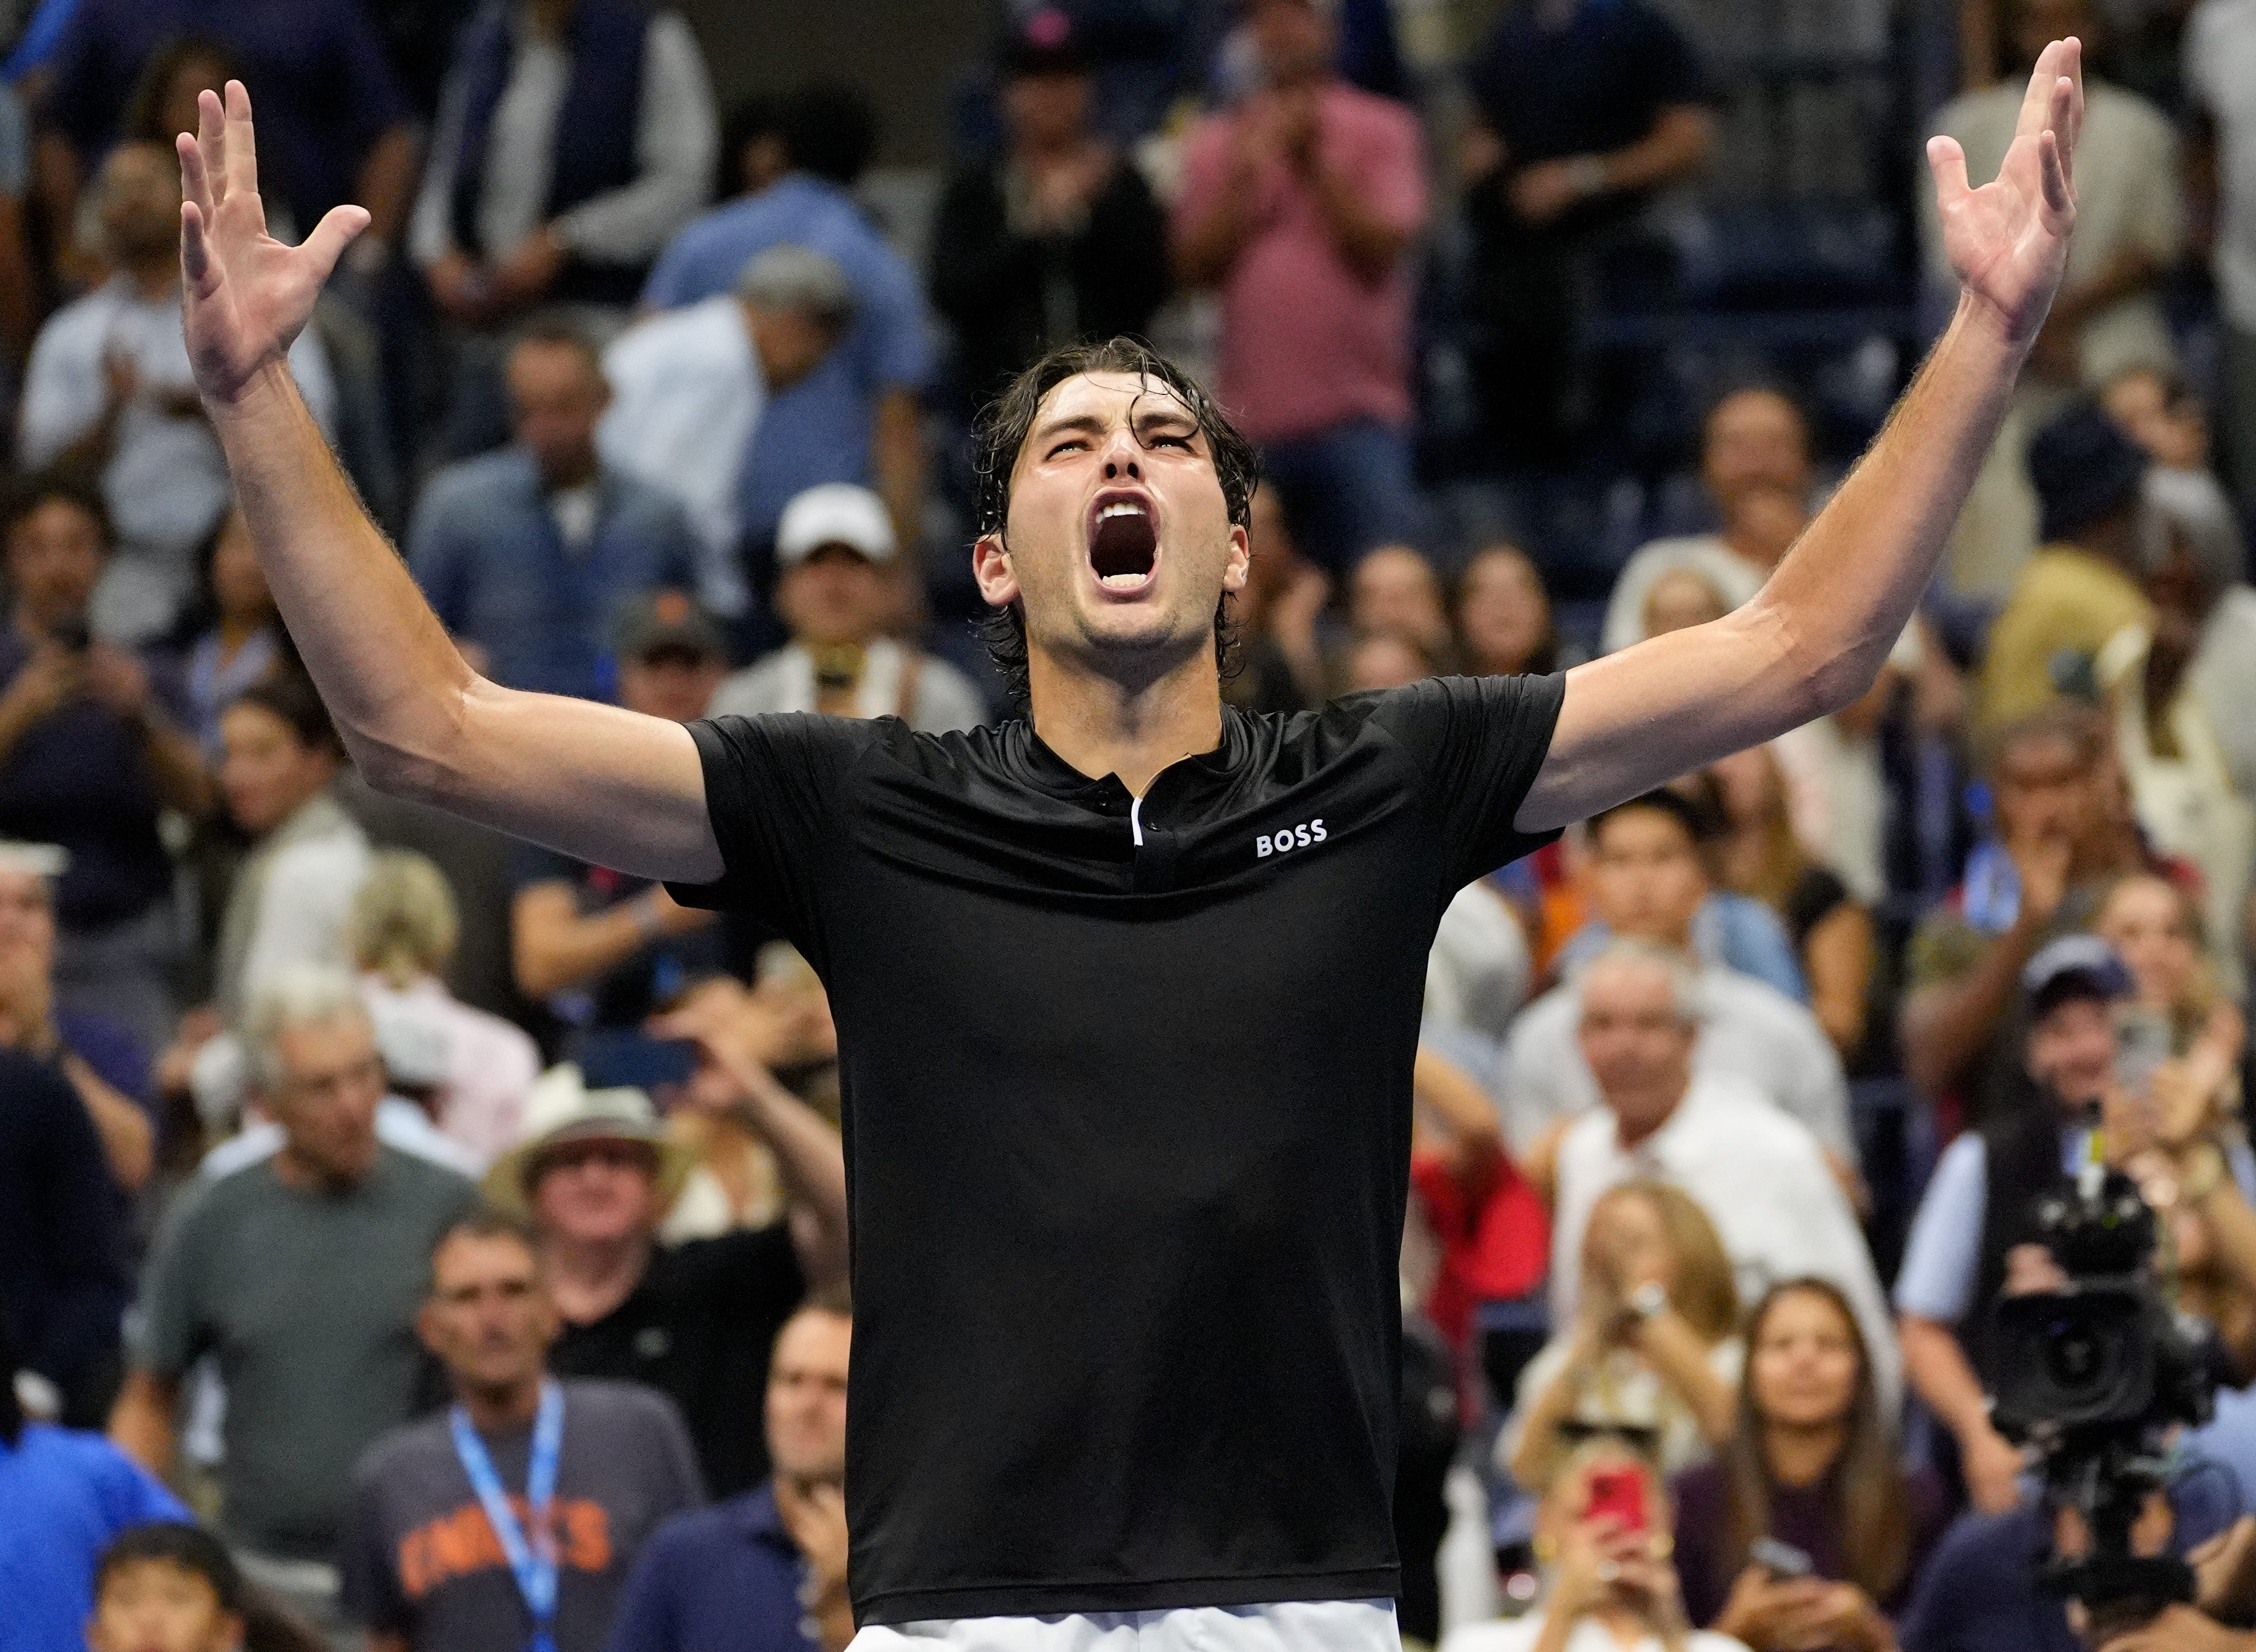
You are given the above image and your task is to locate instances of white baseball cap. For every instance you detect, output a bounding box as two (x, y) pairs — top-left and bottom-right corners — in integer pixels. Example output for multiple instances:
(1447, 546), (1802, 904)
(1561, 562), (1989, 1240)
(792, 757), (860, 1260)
(776, 483), (896, 566)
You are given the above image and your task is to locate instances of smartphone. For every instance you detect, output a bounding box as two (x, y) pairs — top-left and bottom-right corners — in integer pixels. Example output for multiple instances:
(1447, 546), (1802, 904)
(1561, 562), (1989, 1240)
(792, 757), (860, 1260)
(1750, 1537), (1814, 1580)
(1584, 1467), (1647, 1535)
(2114, 1008), (2173, 1096)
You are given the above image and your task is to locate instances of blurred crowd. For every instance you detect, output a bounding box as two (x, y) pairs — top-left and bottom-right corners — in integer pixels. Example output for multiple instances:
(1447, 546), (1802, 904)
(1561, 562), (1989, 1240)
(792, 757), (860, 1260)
(10, 0), (2256, 1649)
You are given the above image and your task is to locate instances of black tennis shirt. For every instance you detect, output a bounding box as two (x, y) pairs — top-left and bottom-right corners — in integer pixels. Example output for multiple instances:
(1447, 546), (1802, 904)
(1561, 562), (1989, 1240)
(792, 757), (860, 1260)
(669, 672), (1567, 1623)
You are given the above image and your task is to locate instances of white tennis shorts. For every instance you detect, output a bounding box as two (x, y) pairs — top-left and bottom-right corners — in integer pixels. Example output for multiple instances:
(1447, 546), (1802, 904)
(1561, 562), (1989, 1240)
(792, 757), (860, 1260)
(850, 1599), (1400, 1652)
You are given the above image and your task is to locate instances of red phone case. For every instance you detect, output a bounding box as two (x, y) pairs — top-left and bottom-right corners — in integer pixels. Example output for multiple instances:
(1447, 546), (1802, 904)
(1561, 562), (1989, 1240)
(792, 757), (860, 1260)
(1585, 1469), (1648, 1534)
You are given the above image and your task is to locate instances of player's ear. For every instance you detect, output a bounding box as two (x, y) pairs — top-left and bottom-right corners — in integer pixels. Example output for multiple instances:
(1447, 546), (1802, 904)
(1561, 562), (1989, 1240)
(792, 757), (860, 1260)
(973, 531), (1020, 607)
(1220, 521), (1250, 594)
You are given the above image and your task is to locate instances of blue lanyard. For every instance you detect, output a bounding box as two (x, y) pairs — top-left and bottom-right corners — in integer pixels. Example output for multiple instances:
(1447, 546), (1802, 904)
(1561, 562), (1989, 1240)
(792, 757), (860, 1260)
(451, 1380), (564, 1652)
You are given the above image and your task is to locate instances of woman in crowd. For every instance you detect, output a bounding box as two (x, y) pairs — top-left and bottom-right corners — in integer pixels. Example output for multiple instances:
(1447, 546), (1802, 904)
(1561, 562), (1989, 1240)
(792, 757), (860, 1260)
(1672, 1279), (1947, 1651)
(1444, 1440), (1736, 1652)
(1704, 746), (1879, 1065)
(209, 673), (368, 1021)
(1456, 541), (1563, 679)
(1340, 629), (1442, 696)
(349, 849), (540, 1167)
(1508, 1182), (1739, 1493)
(86, 1523), (325, 1652)
(175, 509), (285, 760)
(1221, 485), (1328, 714)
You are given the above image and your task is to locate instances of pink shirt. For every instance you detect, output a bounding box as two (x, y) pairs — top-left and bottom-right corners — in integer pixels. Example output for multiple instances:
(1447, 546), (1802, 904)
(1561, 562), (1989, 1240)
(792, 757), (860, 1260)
(361, 975), (541, 1167)
(1176, 84), (1427, 444)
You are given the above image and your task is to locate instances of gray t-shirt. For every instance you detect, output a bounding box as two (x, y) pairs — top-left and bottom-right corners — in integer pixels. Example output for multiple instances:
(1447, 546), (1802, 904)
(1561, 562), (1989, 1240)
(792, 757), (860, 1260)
(340, 1379), (704, 1652)
(135, 1147), (480, 1557)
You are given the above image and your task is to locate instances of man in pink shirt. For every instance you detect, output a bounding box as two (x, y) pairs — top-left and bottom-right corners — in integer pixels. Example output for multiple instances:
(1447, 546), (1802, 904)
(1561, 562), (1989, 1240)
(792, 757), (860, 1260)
(1173, 0), (1427, 573)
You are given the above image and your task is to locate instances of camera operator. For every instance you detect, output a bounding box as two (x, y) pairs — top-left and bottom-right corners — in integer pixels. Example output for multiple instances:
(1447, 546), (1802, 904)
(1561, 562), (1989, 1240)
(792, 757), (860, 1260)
(1895, 937), (2256, 1515)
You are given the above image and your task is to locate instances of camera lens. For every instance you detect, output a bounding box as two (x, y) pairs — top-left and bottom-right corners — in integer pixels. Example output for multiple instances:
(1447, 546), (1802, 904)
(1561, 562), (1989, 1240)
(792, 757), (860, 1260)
(2043, 1319), (2116, 1396)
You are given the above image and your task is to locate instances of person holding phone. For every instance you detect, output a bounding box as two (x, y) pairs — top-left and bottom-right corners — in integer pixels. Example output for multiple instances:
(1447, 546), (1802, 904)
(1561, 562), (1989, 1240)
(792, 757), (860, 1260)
(1444, 1441), (1740, 1652)
(1672, 1280), (1949, 1651)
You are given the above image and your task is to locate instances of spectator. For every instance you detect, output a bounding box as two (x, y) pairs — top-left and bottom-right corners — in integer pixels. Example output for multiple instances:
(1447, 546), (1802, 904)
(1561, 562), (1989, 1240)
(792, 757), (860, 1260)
(1339, 630), (1440, 694)
(640, 85), (931, 564)
(708, 484), (986, 731)
(602, 245), (859, 619)
(2096, 871), (2244, 1063)
(411, 0), (718, 326)
(1640, 564), (1732, 640)
(0, 79), (35, 370)
(0, 1046), (131, 1429)
(713, 96), (788, 206)
(2188, 0), (2256, 509)
(0, 1342), (189, 1652)
(1894, 937), (2213, 1514)
(1899, 700), (2159, 1122)
(1501, 793), (1852, 1165)
(1928, 0), (2182, 598)
(1705, 746), (1878, 1066)
(1442, 1439), (1731, 1652)
(928, 8), (1171, 415)
(1172, 0), (1428, 572)
(511, 594), (729, 1073)
(108, 967), (480, 1636)
(177, 509), (287, 760)
(1457, 542), (1563, 679)
(0, 475), (206, 1047)
(605, 1292), (854, 1652)
(411, 322), (703, 698)
(1977, 401), (2154, 731)
(350, 850), (542, 1167)
(1673, 1279), (1951, 1643)
(343, 1209), (703, 1652)
(212, 674), (370, 1022)
(0, 842), (156, 1195)
(1506, 1181), (1739, 1491)
(480, 1053), (846, 1499)
(1458, 0), (1711, 472)
(1221, 486), (1328, 715)
(1602, 390), (1814, 656)
(86, 1523), (327, 1652)
(33, 0), (416, 263)
(17, 141), (337, 643)
(1548, 942), (1898, 1412)
(1349, 544), (1454, 664)
(1426, 879), (1534, 1048)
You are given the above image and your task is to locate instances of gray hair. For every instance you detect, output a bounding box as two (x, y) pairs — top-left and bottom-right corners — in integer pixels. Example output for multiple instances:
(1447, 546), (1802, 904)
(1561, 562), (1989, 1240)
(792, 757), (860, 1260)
(242, 963), (372, 1092)
(735, 244), (856, 331)
(1574, 938), (1705, 1028)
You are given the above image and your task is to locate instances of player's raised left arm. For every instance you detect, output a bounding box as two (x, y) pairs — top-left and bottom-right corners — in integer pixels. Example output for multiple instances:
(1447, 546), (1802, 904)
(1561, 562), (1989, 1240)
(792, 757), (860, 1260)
(1515, 38), (2084, 836)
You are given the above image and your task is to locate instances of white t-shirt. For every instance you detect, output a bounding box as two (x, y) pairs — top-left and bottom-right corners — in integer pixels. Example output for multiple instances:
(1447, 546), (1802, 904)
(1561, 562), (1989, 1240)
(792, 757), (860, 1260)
(1550, 1073), (1900, 1415)
(2189, 0), (2256, 331)
(1497, 963), (1853, 1162)
(708, 637), (989, 734)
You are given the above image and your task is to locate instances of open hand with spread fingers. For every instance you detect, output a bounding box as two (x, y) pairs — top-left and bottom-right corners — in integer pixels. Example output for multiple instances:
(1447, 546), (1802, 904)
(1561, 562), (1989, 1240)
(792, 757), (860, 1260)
(1928, 36), (2082, 349)
(177, 80), (370, 406)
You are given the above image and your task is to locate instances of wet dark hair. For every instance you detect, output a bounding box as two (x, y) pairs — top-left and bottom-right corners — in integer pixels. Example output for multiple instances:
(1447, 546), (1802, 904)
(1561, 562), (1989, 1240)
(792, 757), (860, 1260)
(226, 670), (342, 759)
(971, 337), (1259, 710)
(780, 83), (877, 186)
(95, 1523), (328, 1652)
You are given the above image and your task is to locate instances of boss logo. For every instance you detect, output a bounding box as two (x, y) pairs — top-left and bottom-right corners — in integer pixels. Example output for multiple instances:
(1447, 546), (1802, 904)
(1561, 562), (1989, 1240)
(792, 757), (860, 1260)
(1256, 818), (1326, 858)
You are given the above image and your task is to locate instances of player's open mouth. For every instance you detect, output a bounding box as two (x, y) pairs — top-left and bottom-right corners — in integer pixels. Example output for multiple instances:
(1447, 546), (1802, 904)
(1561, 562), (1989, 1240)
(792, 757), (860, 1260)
(1087, 492), (1160, 594)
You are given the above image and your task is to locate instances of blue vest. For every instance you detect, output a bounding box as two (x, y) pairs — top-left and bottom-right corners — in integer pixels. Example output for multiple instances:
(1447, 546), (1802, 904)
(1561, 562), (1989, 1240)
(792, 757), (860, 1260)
(449, 0), (651, 304)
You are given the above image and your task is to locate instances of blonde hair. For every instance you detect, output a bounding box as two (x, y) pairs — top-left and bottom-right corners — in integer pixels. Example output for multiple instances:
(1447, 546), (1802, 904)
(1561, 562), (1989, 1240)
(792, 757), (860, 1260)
(1596, 1180), (1740, 1343)
(348, 852), (459, 988)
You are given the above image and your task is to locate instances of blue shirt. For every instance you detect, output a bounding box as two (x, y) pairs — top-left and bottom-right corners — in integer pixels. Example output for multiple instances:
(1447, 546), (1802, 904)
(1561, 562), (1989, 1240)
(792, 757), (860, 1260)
(604, 1482), (819, 1652)
(0, 1424), (188, 1652)
(408, 449), (701, 701)
(641, 175), (934, 547)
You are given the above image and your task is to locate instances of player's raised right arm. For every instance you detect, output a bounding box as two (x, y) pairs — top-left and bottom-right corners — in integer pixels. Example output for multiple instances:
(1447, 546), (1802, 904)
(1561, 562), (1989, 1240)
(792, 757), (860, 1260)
(178, 83), (721, 883)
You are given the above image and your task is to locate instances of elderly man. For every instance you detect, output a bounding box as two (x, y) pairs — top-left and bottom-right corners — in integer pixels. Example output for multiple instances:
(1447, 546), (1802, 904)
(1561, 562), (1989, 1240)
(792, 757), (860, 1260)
(109, 965), (479, 1637)
(343, 1209), (703, 1652)
(410, 321), (702, 699)
(708, 484), (985, 731)
(601, 244), (858, 625)
(484, 1030), (845, 1500)
(1502, 791), (1852, 1165)
(1548, 940), (1897, 1409)
(607, 1290), (854, 1652)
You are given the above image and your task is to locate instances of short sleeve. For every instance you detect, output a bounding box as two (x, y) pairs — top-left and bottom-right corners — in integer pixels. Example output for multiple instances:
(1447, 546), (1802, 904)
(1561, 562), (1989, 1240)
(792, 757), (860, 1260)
(859, 249), (935, 392)
(1369, 673), (1569, 891)
(338, 1456), (410, 1633)
(93, 1436), (190, 1529)
(665, 714), (880, 944)
(1893, 1132), (1988, 1323)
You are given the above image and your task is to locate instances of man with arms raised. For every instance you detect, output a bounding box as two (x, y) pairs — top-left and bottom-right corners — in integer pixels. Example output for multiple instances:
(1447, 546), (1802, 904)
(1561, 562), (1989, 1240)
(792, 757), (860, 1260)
(172, 50), (2084, 1648)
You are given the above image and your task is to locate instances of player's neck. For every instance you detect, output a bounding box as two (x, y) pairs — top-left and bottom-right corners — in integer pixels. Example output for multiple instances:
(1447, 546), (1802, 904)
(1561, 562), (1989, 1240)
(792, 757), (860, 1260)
(1026, 645), (1224, 797)
(543, 1230), (654, 1325)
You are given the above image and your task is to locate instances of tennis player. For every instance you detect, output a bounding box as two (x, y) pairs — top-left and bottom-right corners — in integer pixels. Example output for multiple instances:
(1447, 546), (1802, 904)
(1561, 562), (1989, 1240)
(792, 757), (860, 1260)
(174, 43), (2083, 1651)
